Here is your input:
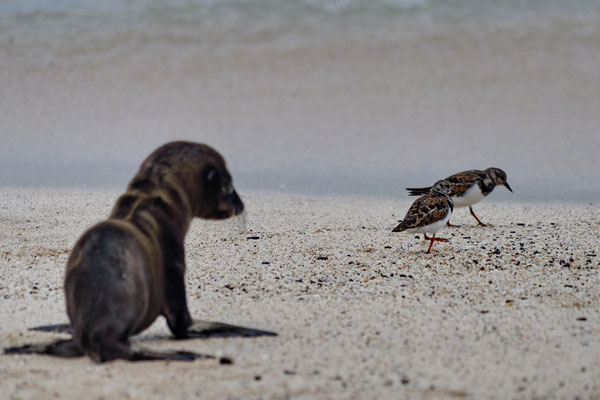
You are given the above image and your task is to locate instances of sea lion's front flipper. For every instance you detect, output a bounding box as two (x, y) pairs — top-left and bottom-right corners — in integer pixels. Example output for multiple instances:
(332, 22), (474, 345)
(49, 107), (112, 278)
(4, 338), (83, 358)
(29, 323), (72, 334)
(185, 320), (277, 338)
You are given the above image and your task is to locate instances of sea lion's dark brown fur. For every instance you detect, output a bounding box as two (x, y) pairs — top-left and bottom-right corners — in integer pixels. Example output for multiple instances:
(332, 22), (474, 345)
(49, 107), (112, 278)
(5, 141), (275, 362)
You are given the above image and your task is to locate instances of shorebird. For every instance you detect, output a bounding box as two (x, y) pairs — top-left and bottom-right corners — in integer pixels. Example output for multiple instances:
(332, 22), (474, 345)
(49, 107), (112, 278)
(393, 180), (456, 253)
(406, 168), (512, 226)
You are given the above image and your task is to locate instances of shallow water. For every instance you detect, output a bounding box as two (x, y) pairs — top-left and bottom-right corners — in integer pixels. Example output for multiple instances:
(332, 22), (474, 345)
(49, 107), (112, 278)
(1, 0), (599, 200)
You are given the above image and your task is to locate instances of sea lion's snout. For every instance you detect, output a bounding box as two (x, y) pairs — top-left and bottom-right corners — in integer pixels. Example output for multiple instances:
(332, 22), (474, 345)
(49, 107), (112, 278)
(207, 188), (244, 219)
(230, 189), (244, 215)
(220, 187), (244, 217)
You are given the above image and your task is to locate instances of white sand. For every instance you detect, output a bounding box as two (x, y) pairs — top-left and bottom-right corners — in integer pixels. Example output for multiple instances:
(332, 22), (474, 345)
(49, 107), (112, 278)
(1, 188), (599, 399)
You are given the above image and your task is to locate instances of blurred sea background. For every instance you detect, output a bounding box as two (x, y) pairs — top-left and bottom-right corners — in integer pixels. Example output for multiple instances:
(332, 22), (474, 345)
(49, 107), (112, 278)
(1, 0), (599, 201)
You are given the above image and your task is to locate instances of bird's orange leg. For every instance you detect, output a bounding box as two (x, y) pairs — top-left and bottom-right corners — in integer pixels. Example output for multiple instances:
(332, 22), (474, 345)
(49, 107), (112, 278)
(469, 206), (487, 226)
(424, 234), (449, 253)
(426, 236), (435, 253)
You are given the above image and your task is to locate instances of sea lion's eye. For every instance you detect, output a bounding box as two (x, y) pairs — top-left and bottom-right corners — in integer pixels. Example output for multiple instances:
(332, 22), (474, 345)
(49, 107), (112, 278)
(206, 168), (217, 183)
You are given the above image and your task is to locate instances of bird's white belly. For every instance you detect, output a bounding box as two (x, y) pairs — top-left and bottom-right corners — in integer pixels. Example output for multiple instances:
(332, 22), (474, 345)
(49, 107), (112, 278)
(453, 185), (485, 207)
(404, 210), (451, 235)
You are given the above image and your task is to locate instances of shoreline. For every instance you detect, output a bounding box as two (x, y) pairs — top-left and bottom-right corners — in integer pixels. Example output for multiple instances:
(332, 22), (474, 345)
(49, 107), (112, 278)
(1, 185), (597, 204)
(1, 188), (599, 399)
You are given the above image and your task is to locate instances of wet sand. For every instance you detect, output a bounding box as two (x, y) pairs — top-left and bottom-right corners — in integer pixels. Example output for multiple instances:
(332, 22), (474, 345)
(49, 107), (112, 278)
(2, 19), (600, 198)
(1, 188), (598, 399)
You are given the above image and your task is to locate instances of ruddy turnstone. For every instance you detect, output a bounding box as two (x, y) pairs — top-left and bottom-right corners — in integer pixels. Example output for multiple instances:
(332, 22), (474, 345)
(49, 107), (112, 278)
(392, 180), (456, 254)
(406, 168), (512, 226)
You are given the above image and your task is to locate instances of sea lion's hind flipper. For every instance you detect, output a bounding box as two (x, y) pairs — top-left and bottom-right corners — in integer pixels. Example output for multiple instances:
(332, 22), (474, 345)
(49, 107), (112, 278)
(185, 320), (277, 338)
(4, 339), (83, 358)
(127, 348), (218, 362)
(29, 323), (72, 334)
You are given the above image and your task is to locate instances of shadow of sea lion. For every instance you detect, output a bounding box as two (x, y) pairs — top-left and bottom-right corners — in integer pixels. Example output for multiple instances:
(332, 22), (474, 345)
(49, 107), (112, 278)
(27, 321), (276, 339)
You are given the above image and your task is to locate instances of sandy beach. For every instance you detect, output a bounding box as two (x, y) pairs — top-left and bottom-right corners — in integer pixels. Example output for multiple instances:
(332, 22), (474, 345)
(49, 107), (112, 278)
(1, 188), (598, 399)
(2, 1), (600, 398)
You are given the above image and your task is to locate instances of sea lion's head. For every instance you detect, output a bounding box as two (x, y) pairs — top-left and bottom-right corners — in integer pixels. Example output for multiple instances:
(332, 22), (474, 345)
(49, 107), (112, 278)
(200, 161), (244, 220)
(131, 141), (244, 220)
(485, 168), (512, 192)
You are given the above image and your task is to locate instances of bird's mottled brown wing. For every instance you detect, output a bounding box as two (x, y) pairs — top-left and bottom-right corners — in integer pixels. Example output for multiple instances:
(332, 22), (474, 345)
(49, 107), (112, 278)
(400, 193), (451, 230)
(444, 170), (486, 196)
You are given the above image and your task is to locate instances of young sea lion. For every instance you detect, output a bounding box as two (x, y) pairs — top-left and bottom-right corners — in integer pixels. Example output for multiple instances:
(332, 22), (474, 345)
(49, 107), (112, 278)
(5, 141), (276, 362)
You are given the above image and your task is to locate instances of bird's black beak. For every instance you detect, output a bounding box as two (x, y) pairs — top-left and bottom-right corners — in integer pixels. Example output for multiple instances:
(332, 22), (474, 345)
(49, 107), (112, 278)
(504, 183), (513, 192)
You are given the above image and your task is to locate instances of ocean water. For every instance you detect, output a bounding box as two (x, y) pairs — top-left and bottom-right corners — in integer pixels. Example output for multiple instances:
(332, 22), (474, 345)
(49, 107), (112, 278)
(1, 0), (599, 200)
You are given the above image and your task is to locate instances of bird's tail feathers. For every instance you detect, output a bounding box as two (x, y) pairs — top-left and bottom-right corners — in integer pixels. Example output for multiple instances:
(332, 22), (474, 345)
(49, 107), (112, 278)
(406, 187), (431, 196)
